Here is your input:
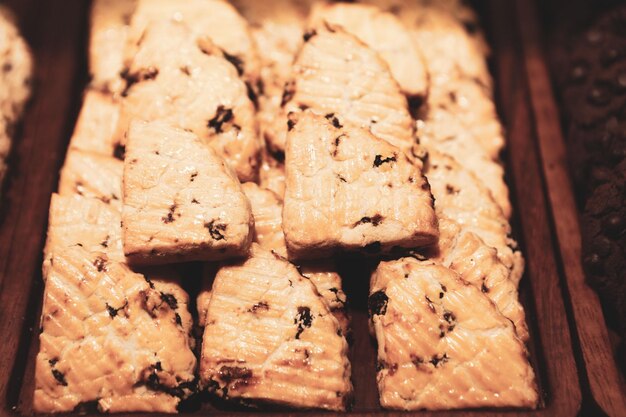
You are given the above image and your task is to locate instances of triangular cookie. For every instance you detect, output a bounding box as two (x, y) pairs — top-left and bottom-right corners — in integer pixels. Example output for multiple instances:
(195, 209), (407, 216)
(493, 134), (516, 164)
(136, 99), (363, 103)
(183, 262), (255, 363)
(122, 120), (253, 265)
(370, 258), (538, 410)
(118, 20), (261, 181)
(199, 244), (352, 410)
(267, 24), (416, 157)
(34, 246), (196, 413)
(308, 2), (428, 98)
(283, 111), (438, 259)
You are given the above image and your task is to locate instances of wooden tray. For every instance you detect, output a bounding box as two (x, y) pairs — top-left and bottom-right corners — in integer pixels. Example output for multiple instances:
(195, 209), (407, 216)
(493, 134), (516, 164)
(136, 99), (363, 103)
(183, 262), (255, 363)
(0, 0), (604, 415)
(515, 1), (626, 415)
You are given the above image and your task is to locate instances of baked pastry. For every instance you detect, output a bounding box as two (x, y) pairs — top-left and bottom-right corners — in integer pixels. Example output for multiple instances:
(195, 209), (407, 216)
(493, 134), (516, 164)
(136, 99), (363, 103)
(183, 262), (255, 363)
(283, 111), (438, 258)
(423, 217), (528, 341)
(121, 120), (253, 265)
(68, 90), (123, 158)
(58, 150), (123, 209)
(118, 20), (262, 182)
(240, 182), (350, 336)
(308, 2), (428, 99)
(370, 258), (538, 410)
(36, 193), (196, 413)
(268, 24), (417, 158)
(43, 194), (125, 271)
(423, 149), (524, 285)
(127, 0), (261, 90)
(89, 0), (137, 95)
(34, 247), (196, 413)
(199, 244), (352, 410)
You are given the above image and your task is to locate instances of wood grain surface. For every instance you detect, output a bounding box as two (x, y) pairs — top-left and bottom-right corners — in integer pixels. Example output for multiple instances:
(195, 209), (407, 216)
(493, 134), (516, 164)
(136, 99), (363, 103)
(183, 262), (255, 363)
(515, 1), (626, 416)
(0, 0), (617, 416)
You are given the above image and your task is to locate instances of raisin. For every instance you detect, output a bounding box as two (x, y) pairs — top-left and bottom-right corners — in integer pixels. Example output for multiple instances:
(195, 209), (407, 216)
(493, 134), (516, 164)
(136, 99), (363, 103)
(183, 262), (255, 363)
(303, 29), (317, 42)
(160, 293), (178, 309)
(368, 290), (388, 316)
(294, 306), (313, 339)
(353, 214), (384, 227)
(219, 366), (253, 382)
(325, 113), (343, 128)
(52, 369), (68, 386)
(207, 106), (234, 133)
(205, 220), (227, 240)
(93, 256), (107, 272)
(222, 51), (244, 76)
(373, 154), (397, 167)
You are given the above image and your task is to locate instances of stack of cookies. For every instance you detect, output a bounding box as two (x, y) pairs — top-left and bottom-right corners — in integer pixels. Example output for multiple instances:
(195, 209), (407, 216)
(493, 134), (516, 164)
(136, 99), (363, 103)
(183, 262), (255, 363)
(34, 0), (538, 412)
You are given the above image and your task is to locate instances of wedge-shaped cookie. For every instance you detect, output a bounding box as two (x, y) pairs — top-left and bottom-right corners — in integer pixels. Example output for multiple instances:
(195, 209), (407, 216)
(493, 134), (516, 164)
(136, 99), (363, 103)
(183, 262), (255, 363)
(267, 25), (416, 157)
(199, 244), (352, 410)
(308, 2), (428, 98)
(119, 21), (261, 182)
(34, 246), (196, 413)
(424, 217), (528, 341)
(283, 112), (437, 259)
(44, 194), (125, 274)
(122, 121), (253, 265)
(68, 89), (122, 158)
(420, 77), (504, 161)
(58, 150), (123, 209)
(370, 258), (538, 410)
(423, 149), (524, 285)
(241, 182), (350, 335)
(89, 0), (137, 95)
(128, 0), (260, 87)
(419, 125), (510, 217)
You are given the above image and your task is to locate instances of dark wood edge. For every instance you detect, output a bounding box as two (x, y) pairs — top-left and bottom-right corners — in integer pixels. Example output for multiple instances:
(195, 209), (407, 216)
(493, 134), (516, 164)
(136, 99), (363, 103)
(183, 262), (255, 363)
(0, 0), (88, 415)
(487, 0), (582, 415)
(515, 0), (626, 415)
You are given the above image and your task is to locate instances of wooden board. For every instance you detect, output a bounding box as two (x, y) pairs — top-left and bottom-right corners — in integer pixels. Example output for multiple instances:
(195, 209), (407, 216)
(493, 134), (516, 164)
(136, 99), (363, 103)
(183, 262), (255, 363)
(0, 0), (599, 415)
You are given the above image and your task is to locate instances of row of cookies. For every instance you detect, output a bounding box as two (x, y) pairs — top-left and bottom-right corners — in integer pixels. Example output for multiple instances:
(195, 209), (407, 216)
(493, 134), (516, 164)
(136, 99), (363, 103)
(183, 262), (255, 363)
(0, 6), (33, 196)
(235, 0), (536, 409)
(35, 0), (537, 412)
(35, 0), (353, 412)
